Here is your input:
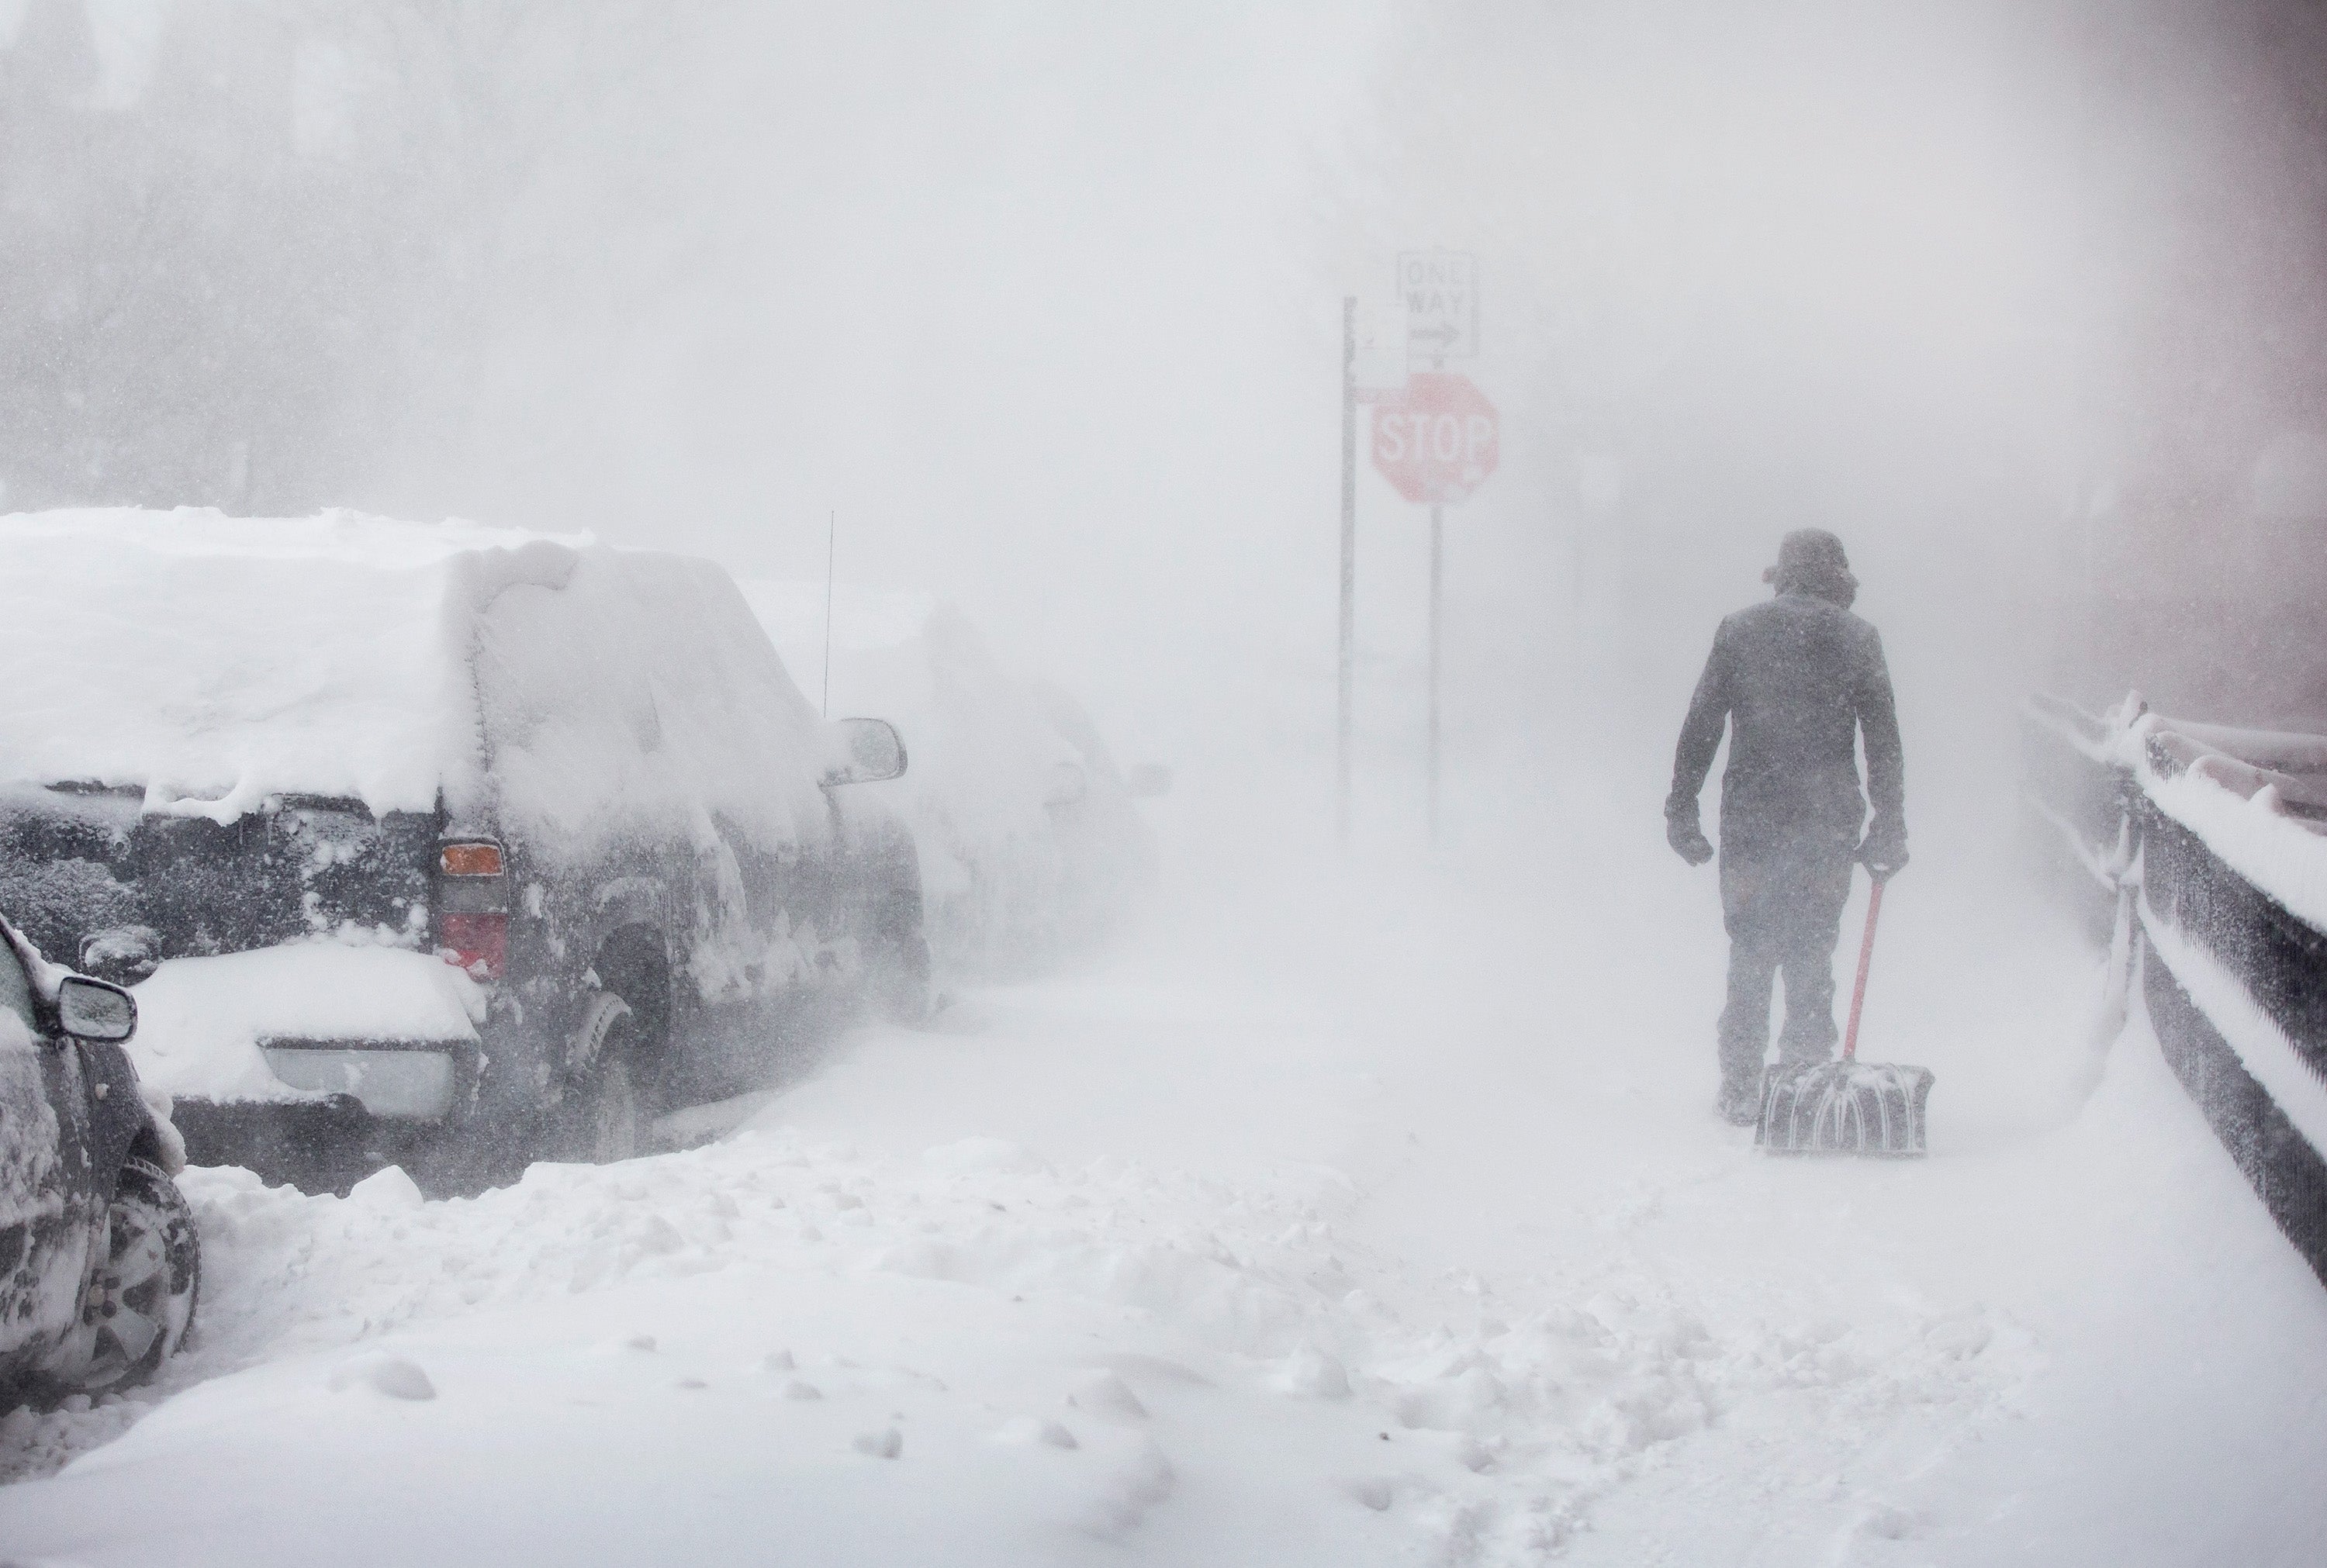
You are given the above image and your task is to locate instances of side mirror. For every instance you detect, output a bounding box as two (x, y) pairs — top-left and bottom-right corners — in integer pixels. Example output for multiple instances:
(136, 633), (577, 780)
(824, 717), (908, 786)
(80, 924), (161, 984)
(58, 976), (136, 1042)
(1125, 762), (1174, 799)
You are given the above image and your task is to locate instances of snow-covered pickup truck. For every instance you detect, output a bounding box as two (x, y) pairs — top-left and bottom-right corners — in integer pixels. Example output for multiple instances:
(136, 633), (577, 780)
(0, 510), (928, 1192)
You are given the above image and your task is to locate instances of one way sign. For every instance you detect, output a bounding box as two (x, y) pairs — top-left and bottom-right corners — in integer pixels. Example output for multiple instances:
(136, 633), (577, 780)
(1399, 250), (1478, 361)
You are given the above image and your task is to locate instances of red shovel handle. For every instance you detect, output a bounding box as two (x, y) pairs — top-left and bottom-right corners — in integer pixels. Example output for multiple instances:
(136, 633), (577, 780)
(1841, 875), (1886, 1062)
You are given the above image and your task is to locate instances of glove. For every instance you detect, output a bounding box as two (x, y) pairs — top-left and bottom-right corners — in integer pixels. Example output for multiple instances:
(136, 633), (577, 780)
(1858, 824), (1909, 881)
(1666, 813), (1714, 866)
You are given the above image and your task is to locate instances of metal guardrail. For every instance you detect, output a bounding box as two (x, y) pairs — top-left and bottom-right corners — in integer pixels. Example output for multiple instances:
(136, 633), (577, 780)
(2025, 697), (2327, 1289)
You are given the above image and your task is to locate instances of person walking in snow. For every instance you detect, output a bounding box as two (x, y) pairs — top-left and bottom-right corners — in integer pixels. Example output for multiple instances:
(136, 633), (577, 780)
(1665, 528), (1907, 1126)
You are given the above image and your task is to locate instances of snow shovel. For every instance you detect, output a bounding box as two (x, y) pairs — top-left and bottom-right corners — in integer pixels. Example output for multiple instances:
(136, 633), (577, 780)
(1756, 874), (1933, 1157)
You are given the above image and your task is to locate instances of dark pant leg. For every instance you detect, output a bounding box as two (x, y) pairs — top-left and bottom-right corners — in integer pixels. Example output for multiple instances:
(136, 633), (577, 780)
(1720, 837), (1857, 1077)
(1717, 855), (1783, 1086)
(1774, 844), (1857, 1064)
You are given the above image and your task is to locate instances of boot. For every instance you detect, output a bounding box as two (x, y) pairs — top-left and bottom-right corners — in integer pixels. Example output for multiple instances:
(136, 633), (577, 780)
(1716, 1073), (1762, 1127)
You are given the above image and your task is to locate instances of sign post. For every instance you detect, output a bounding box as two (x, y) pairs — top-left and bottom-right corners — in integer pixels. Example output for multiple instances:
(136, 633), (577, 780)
(1343, 256), (1493, 849)
(1429, 503), (1444, 838)
(1400, 253), (1479, 838)
(1338, 297), (1357, 850)
(1370, 366), (1499, 844)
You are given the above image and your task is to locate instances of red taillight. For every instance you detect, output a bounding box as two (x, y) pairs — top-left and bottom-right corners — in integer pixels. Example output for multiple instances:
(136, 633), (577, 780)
(437, 913), (507, 980)
(441, 841), (504, 876)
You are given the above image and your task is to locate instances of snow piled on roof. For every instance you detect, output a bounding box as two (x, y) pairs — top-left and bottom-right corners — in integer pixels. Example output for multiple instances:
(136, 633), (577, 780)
(0, 509), (836, 858)
(0, 509), (568, 820)
(737, 580), (1081, 976)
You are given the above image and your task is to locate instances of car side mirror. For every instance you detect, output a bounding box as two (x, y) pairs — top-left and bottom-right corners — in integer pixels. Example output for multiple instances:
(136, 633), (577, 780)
(824, 717), (908, 786)
(1125, 762), (1173, 799)
(58, 976), (137, 1042)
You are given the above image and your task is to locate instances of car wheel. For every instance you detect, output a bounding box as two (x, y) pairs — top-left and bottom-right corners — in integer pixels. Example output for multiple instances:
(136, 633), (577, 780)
(558, 992), (642, 1165)
(52, 1159), (199, 1394)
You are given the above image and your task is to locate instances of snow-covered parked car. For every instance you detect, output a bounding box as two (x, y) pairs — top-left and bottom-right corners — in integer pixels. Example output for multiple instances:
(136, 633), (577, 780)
(1025, 678), (1167, 961)
(0, 510), (928, 1191)
(737, 582), (1161, 980)
(0, 914), (196, 1410)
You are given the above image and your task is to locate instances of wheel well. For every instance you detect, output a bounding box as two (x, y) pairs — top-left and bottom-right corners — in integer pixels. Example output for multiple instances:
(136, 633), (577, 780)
(127, 1124), (169, 1170)
(871, 872), (924, 942)
(877, 886), (928, 961)
(591, 926), (671, 1052)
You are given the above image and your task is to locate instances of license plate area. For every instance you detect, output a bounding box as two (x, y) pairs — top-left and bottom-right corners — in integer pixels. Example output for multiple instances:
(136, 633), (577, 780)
(260, 1042), (460, 1121)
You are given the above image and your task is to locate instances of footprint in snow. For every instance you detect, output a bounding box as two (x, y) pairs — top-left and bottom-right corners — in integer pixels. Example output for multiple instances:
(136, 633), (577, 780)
(586, 1332), (657, 1356)
(852, 1427), (903, 1459)
(1857, 1502), (1921, 1540)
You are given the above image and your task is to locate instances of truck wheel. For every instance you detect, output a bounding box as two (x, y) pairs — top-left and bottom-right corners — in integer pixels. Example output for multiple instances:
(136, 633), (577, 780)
(871, 932), (933, 1024)
(559, 992), (642, 1165)
(54, 1159), (200, 1394)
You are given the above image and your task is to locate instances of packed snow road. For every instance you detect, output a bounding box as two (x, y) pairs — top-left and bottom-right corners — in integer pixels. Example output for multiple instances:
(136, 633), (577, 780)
(2, 815), (2324, 1566)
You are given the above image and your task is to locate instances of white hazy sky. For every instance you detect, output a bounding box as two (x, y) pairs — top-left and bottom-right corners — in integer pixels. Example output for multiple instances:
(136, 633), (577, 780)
(46, 0), (2303, 839)
(399, 2), (2108, 797)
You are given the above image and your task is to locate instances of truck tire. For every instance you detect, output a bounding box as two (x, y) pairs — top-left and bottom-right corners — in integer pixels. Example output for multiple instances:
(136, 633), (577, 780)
(557, 991), (642, 1165)
(871, 931), (933, 1024)
(51, 1159), (200, 1394)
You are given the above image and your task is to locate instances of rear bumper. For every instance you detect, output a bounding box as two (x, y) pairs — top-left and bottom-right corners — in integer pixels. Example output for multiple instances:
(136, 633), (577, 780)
(171, 1036), (494, 1193)
(171, 1094), (434, 1193)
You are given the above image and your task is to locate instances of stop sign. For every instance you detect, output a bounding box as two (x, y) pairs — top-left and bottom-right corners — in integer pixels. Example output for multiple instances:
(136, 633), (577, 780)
(1371, 371), (1499, 506)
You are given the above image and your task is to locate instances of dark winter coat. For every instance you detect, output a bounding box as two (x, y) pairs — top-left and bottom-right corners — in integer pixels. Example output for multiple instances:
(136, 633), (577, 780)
(1665, 589), (1905, 857)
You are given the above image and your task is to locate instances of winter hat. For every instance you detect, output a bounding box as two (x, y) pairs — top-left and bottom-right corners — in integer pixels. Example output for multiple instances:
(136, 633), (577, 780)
(1763, 528), (1858, 606)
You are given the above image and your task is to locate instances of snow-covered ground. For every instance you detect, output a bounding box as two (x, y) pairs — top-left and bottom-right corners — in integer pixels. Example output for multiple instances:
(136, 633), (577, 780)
(2, 794), (2323, 1566)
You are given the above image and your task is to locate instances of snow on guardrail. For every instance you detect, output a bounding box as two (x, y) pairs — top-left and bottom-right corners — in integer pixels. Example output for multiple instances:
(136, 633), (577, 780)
(2024, 693), (2327, 1288)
